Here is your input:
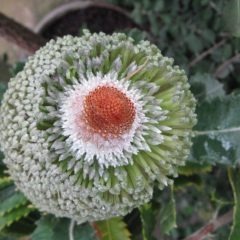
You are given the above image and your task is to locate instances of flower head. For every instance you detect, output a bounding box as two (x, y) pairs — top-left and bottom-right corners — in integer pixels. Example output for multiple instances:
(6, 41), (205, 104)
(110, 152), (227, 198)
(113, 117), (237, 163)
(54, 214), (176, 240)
(0, 31), (197, 223)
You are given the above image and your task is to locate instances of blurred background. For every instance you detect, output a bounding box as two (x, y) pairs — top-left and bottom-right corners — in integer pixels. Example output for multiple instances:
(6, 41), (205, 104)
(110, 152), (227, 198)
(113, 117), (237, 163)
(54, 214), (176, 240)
(0, 0), (72, 62)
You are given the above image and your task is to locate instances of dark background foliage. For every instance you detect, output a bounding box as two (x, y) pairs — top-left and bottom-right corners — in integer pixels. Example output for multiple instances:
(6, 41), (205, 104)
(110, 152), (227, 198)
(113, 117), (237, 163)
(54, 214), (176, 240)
(1, 0), (240, 239)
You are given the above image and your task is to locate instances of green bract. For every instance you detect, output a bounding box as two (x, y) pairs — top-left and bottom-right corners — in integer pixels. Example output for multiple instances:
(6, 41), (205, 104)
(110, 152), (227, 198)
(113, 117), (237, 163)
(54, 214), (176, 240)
(0, 31), (196, 223)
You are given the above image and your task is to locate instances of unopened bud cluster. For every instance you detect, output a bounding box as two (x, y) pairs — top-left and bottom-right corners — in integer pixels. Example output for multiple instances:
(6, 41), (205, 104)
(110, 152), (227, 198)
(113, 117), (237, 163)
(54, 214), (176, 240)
(0, 31), (196, 223)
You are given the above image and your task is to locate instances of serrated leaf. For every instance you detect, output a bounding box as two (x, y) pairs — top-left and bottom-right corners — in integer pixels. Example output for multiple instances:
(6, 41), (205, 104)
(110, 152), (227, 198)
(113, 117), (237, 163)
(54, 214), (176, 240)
(0, 192), (28, 216)
(140, 203), (157, 240)
(95, 217), (131, 240)
(190, 73), (225, 102)
(228, 168), (240, 240)
(159, 185), (176, 234)
(0, 185), (34, 232)
(191, 93), (240, 166)
(2, 217), (37, 237)
(0, 205), (33, 231)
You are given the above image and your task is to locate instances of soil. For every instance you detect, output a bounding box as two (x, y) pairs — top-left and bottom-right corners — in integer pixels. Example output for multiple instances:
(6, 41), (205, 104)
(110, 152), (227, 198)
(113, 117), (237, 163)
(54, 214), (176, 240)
(40, 6), (139, 39)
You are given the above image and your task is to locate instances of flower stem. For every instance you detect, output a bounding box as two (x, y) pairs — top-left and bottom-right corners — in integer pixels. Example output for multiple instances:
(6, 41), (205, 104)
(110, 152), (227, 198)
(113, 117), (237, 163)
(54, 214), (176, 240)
(69, 219), (75, 240)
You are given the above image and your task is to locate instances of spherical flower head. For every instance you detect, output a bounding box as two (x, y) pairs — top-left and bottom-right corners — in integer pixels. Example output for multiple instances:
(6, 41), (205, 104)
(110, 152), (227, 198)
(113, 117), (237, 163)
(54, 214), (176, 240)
(0, 30), (197, 223)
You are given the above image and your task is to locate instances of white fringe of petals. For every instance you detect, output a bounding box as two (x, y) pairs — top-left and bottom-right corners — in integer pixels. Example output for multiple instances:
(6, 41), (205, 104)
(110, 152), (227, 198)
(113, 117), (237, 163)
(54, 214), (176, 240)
(59, 72), (149, 167)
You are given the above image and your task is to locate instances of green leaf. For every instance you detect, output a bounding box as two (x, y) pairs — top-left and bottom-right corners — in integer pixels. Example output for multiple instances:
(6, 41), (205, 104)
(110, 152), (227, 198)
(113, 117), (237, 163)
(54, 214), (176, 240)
(131, 4), (144, 24)
(2, 217), (38, 237)
(228, 168), (240, 240)
(153, 1), (164, 11)
(32, 215), (96, 240)
(0, 183), (34, 232)
(31, 215), (55, 240)
(0, 83), (7, 103)
(125, 28), (148, 43)
(0, 192), (28, 216)
(201, 29), (216, 44)
(0, 152), (7, 177)
(140, 203), (157, 240)
(174, 175), (202, 190)
(148, 13), (159, 35)
(190, 73), (225, 102)
(186, 33), (203, 54)
(0, 205), (33, 231)
(178, 161), (212, 176)
(191, 92), (240, 166)
(0, 185), (16, 203)
(0, 177), (12, 189)
(95, 217), (131, 240)
(10, 62), (25, 77)
(159, 185), (176, 234)
(54, 219), (96, 240)
(224, 0), (240, 37)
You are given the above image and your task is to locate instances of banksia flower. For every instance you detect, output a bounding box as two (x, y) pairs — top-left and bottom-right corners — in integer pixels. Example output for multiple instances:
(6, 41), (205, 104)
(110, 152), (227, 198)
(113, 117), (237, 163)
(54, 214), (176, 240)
(0, 31), (196, 223)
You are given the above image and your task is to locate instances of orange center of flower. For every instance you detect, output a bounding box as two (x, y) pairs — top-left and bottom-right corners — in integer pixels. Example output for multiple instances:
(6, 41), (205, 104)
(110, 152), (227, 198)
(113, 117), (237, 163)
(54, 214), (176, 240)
(83, 86), (136, 138)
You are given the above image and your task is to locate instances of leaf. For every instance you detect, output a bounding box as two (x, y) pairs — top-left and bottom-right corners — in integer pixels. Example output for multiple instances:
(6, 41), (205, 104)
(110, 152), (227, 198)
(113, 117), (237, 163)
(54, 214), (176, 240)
(125, 28), (148, 43)
(140, 203), (157, 240)
(31, 215), (55, 240)
(0, 183), (34, 232)
(178, 161), (212, 176)
(32, 215), (96, 240)
(0, 205), (33, 231)
(95, 217), (131, 240)
(2, 217), (37, 237)
(131, 3), (144, 24)
(0, 192), (28, 216)
(190, 73), (225, 102)
(159, 185), (176, 234)
(0, 177), (12, 189)
(0, 152), (7, 177)
(224, 0), (240, 37)
(174, 175), (202, 190)
(0, 83), (7, 103)
(53, 219), (96, 240)
(201, 29), (216, 44)
(191, 92), (240, 166)
(186, 33), (203, 54)
(0, 185), (16, 203)
(153, 1), (164, 11)
(228, 168), (240, 240)
(148, 13), (159, 35)
(10, 62), (25, 77)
